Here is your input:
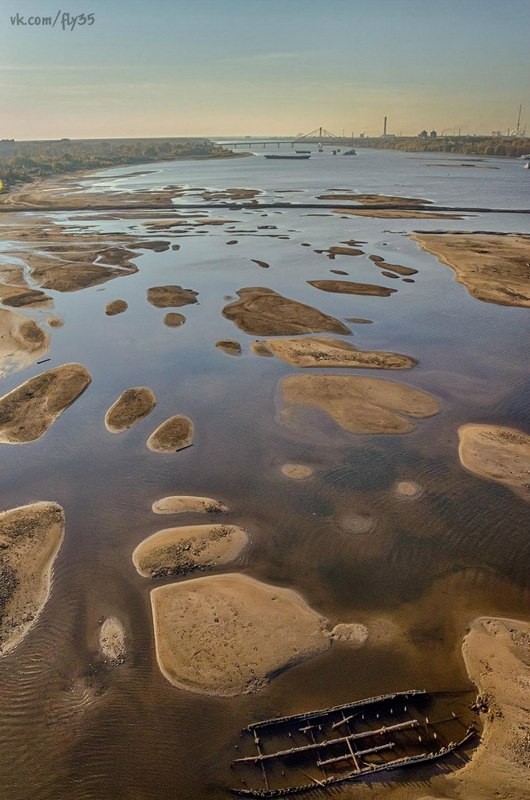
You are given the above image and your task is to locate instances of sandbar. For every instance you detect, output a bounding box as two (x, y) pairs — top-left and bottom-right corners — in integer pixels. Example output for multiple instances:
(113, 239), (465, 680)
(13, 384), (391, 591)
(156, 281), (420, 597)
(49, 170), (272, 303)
(318, 193), (432, 206)
(164, 312), (186, 327)
(216, 339), (242, 356)
(0, 502), (64, 656)
(133, 524), (248, 578)
(149, 574), (332, 695)
(412, 233), (530, 307)
(0, 308), (49, 378)
(0, 363), (91, 444)
(263, 336), (416, 369)
(99, 616), (126, 664)
(330, 623), (368, 645)
(334, 208), (464, 219)
(458, 424), (530, 500)
(279, 375), (439, 435)
(0, 284), (52, 308)
(369, 255), (418, 276)
(105, 300), (128, 316)
(147, 415), (194, 453)
(308, 280), (396, 297)
(223, 287), (350, 335)
(147, 285), (199, 308)
(152, 496), (229, 514)
(105, 387), (156, 433)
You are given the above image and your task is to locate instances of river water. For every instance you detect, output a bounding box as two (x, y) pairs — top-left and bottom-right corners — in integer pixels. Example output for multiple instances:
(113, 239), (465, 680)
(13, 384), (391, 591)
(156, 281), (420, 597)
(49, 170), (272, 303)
(0, 146), (529, 800)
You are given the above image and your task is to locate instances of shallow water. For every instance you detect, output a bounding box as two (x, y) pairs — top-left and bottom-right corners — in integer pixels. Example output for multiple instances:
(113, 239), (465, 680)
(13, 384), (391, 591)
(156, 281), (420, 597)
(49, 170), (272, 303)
(0, 147), (529, 800)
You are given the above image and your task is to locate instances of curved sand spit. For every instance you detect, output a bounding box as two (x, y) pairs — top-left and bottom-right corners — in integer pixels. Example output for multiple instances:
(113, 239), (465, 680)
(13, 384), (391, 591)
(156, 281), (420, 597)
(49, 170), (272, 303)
(308, 280), (396, 297)
(0, 308), (49, 378)
(264, 336), (416, 369)
(412, 233), (530, 307)
(105, 387), (156, 433)
(0, 502), (64, 656)
(0, 363), (91, 444)
(222, 287), (350, 336)
(280, 375), (439, 435)
(458, 424), (530, 500)
(152, 496), (229, 514)
(147, 415), (194, 453)
(133, 524), (248, 578)
(147, 285), (198, 308)
(150, 574), (333, 695)
(99, 616), (126, 664)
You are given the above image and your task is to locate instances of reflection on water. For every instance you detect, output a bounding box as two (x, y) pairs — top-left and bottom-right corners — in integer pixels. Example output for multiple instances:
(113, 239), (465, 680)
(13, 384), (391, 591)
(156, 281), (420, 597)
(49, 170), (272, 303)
(0, 150), (529, 799)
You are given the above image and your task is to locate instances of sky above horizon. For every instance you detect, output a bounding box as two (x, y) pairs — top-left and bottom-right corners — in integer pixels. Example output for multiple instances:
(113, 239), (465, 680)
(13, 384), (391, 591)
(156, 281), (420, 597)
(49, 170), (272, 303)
(2, 0), (530, 140)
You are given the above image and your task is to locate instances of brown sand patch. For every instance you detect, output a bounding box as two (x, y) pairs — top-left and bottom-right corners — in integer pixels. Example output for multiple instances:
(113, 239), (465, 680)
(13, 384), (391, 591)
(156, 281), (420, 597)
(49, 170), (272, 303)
(280, 463), (314, 480)
(330, 623), (368, 645)
(216, 339), (242, 356)
(393, 480), (424, 499)
(99, 616), (126, 664)
(412, 233), (530, 307)
(133, 524), (248, 579)
(105, 387), (156, 433)
(369, 255), (418, 276)
(150, 574), (332, 695)
(0, 308), (50, 378)
(223, 288), (350, 336)
(201, 188), (261, 201)
(328, 246), (364, 257)
(319, 194), (432, 206)
(147, 285), (198, 308)
(339, 512), (377, 534)
(0, 502), (64, 656)
(250, 341), (273, 357)
(334, 208), (465, 219)
(279, 375), (439, 435)
(0, 284), (52, 308)
(251, 259), (270, 269)
(46, 316), (64, 328)
(164, 312), (186, 327)
(264, 336), (416, 369)
(308, 279), (397, 297)
(0, 363), (91, 444)
(152, 496), (229, 515)
(147, 415), (194, 453)
(458, 424), (530, 500)
(447, 617), (530, 799)
(105, 299), (128, 316)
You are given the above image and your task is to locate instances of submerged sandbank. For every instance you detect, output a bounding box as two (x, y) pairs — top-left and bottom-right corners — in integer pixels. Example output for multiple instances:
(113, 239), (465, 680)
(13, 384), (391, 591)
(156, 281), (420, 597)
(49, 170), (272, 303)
(152, 496), (229, 514)
(99, 616), (126, 664)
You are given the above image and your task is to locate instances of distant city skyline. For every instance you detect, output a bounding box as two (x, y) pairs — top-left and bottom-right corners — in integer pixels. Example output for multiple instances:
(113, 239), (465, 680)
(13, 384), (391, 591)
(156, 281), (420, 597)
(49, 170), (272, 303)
(2, 0), (530, 140)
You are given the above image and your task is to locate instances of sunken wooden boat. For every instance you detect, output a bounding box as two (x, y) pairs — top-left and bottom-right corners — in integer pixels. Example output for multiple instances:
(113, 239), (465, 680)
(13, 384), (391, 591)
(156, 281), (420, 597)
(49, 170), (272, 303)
(230, 690), (476, 797)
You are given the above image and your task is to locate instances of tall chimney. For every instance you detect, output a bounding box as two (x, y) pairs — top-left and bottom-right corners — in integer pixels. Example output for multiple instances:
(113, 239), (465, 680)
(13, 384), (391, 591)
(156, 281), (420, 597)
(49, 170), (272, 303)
(383, 116), (387, 136)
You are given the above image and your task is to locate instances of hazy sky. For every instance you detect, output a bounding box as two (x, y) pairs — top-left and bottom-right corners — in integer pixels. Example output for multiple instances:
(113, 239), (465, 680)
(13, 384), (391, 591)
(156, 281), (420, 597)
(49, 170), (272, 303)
(2, 0), (530, 139)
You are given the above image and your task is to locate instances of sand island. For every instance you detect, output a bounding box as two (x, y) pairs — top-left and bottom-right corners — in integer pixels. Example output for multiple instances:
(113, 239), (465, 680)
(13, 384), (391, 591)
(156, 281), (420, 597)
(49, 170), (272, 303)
(0, 308), (50, 378)
(147, 415), (194, 453)
(105, 387), (157, 433)
(458, 424), (530, 500)
(152, 496), (229, 514)
(263, 336), (416, 369)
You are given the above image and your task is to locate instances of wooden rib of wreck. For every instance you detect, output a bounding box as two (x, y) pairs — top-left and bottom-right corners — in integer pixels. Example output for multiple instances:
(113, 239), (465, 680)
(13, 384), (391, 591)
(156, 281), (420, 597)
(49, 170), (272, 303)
(230, 690), (477, 797)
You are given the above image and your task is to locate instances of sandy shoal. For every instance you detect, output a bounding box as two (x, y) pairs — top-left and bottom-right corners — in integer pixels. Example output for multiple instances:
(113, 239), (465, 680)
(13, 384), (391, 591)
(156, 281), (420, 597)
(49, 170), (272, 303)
(105, 387), (156, 433)
(152, 496), (229, 514)
(279, 375), (439, 435)
(164, 312), (186, 327)
(105, 299), (128, 316)
(412, 232), (530, 307)
(319, 193), (432, 206)
(308, 279), (396, 297)
(369, 255), (418, 276)
(222, 287), (350, 335)
(147, 415), (194, 453)
(147, 285), (199, 308)
(150, 574), (333, 695)
(334, 208), (465, 219)
(0, 363), (91, 444)
(0, 308), (49, 378)
(264, 336), (416, 369)
(99, 616), (126, 664)
(133, 524), (248, 578)
(216, 339), (242, 356)
(458, 424), (530, 500)
(0, 502), (64, 656)
(281, 464), (314, 480)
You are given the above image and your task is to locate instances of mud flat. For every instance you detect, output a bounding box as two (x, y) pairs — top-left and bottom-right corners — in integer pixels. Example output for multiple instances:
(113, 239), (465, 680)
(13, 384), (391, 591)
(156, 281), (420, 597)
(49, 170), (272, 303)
(147, 415), (194, 453)
(99, 617), (126, 664)
(279, 375), (439, 435)
(105, 300), (128, 316)
(446, 617), (530, 799)
(412, 233), (530, 307)
(152, 496), (229, 514)
(0, 363), (91, 444)
(458, 424), (530, 500)
(0, 308), (49, 378)
(149, 574), (333, 695)
(308, 279), (396, 297)
(223, 287), (350, 335)
(0, 502), (64, 656)
(263, 336), (416, 369)
(133, 524), (248, 578)
(147, 285), (199, 308)
(105, 387), (156, 433)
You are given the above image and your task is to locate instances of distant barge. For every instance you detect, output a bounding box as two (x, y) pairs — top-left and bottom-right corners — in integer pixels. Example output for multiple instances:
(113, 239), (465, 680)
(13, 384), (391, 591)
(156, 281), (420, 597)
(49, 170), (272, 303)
(264, 154), (311, 160)
(230, 690), (476, 797)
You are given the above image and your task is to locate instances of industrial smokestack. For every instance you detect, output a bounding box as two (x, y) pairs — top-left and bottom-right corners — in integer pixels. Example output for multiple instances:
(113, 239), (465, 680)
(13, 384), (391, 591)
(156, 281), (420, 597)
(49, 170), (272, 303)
(383, 116), (387, 136)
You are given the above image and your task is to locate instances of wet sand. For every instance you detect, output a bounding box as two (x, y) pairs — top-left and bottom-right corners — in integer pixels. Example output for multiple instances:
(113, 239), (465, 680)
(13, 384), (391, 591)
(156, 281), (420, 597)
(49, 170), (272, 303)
(147, 415), (194, 452)
(152, 496), (229, 514)
(0, 308), (49, 378)
(308, 279), (397, 297)
(105, 387), (157, 433)
(133, 524), (248, 578)
(458, 424), (530, 500)
(280, 375), (439, 435)
(0, 502), (64, 656)
(223, 287), (351, 335)
(0, 364), (91, 444)
(263, 336), (416, 369)
(412, 233), (530, 307)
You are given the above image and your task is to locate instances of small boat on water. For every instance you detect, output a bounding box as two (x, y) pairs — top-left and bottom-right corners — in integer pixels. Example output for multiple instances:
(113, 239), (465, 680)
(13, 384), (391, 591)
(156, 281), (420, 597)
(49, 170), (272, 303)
(230, 689), (476, 797)
(264, 154), (310, 160)
(343, 149), (357, 155)
(295, 150), (311, 154)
